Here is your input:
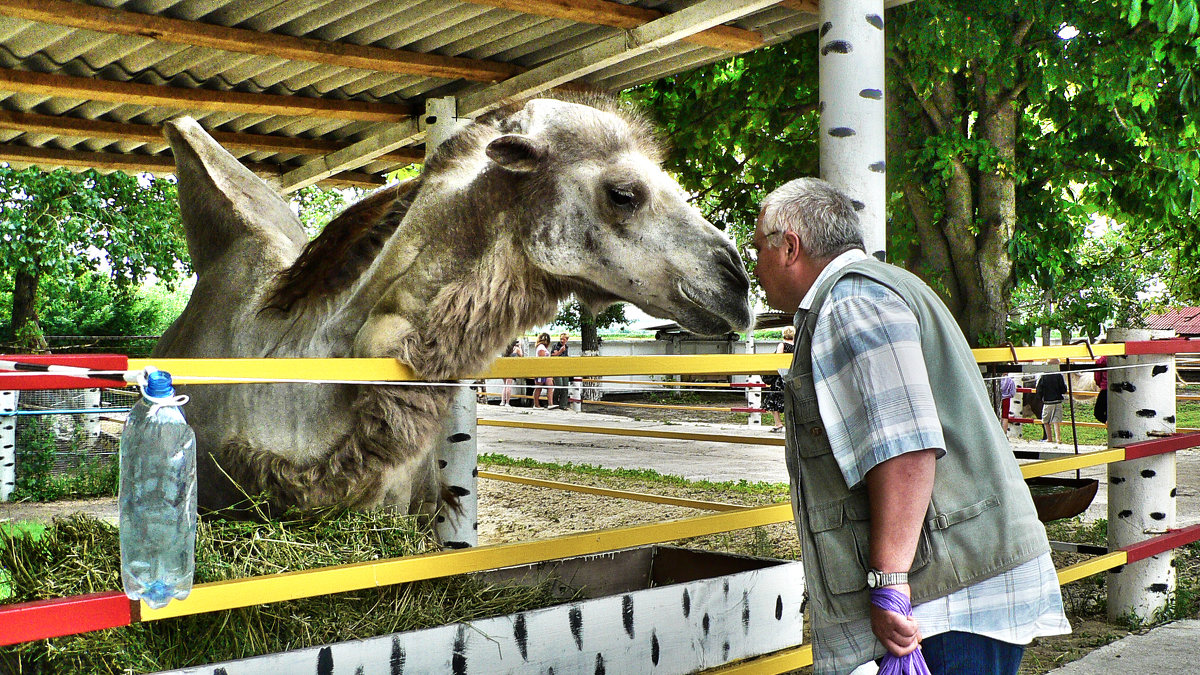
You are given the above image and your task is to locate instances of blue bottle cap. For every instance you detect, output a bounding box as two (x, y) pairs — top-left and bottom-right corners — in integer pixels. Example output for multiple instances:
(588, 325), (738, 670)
(144, 369), (175, 398)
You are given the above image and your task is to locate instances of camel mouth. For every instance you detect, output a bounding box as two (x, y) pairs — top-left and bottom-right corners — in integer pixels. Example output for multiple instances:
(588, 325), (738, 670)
(675, 280), (753, 336)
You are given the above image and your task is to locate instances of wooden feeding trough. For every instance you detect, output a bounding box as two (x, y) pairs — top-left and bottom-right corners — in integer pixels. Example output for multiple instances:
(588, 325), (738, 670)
(154, 546), (805, 675)
(1026, 477), (1099, 522)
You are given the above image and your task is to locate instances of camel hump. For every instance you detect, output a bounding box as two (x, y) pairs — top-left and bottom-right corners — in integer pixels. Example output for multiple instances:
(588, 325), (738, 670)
(265, 179), (419, 312)
(164, 117), (308, 276)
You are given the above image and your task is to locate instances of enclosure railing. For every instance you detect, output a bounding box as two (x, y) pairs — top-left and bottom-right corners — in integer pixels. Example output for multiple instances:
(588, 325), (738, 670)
(2, 339), (1199, 674)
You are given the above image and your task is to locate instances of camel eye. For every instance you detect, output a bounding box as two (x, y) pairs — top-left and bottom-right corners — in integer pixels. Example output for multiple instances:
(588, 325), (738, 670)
(607, 186), (639, 210)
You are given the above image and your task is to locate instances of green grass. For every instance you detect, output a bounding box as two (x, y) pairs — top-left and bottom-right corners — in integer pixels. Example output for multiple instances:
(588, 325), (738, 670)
(0, 510), (567, 674)
(0, 521), (46, 600)
(1019, 393), (1200, 446)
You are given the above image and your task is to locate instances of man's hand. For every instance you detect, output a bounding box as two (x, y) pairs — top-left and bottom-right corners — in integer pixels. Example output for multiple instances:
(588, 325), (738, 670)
(869, 583), (921, 656)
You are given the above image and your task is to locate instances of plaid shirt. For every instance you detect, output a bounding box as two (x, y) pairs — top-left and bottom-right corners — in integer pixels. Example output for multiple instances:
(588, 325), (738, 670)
(800, 250), (1070, 675)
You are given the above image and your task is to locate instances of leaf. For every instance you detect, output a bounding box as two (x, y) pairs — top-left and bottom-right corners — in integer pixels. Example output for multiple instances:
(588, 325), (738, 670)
(1168, 0), (1182, 32)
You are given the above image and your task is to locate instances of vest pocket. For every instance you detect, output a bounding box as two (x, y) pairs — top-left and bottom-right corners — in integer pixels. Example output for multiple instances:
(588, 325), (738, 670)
(808, 498), (932, 596)
(783, 372), (829, 458)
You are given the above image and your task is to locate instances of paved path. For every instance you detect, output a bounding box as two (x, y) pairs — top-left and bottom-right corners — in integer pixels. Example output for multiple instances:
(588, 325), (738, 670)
(478, 404), (1200, 526)
(1045, 619), (1200, 674)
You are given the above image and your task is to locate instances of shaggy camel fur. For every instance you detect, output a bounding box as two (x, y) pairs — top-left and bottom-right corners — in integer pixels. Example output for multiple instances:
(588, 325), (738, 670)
(157, 95), (752, 515)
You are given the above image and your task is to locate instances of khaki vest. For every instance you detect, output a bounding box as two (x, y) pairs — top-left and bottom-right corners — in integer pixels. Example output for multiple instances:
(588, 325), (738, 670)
(784, 258), (1048, 624)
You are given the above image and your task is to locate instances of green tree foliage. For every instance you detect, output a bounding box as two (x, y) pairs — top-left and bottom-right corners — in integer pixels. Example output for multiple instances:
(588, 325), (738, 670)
(0, 271), (189, 337)
(289, 185), (363, 238)
(553, 300), (628, 352)
(0, 167), (189, 341)
(635, 1), (1199, 346)
(1126, 0), (1200, 32)
(631, 35), (820, 250)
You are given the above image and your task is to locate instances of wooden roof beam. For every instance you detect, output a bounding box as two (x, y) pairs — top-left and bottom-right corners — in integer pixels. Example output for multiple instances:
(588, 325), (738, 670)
(0, 143), (385, 188)
(0, 67), (409, 122)
(0, 110), (423, 164)
(466, 0), (764, 52)
(778, 0), (819, 14)
(278, 0), (779, 191)
(0, 0), (523, 83)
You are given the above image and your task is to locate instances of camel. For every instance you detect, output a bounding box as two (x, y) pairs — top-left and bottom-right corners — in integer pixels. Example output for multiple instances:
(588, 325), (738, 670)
(156, 95), (753, 516)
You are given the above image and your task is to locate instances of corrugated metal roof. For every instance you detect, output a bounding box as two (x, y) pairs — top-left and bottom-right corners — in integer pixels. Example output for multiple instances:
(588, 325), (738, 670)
(1145, 307), (1200, 336)
(0, 0), (909, 188)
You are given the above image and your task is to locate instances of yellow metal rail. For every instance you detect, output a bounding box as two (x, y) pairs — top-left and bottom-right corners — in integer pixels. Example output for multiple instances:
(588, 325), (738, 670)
(140, 503), (794, 620)
(1057, 551), (1128, 586)
(1020, 449), (1126, 479)
(125, 343), (1126, 385)
(708, 645), (814, 673)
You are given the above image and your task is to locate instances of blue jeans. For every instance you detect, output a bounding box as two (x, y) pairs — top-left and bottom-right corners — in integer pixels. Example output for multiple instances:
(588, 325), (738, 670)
(920, 631), (1025, 675)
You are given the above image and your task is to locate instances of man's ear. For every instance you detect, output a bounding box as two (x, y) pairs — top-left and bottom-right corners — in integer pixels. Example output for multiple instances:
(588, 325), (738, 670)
(781, 230), (804, 266)
(486, 134), (547, 173)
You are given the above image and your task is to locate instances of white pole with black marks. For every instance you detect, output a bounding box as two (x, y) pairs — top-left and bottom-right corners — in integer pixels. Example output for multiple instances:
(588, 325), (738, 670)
(0, 391), (15, 501)
(1106, 328), (1176, 622)
(745, 332), (761, 426)
(425, 97), (477, 548)
(819, 0), (887, 260)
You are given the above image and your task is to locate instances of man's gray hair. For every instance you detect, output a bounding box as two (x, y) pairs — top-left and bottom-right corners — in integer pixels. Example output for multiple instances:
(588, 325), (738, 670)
(759, 178), (864, 260)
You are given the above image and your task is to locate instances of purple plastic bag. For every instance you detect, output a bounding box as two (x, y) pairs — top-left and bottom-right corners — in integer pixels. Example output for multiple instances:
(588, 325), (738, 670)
(871, 587), (932, 675)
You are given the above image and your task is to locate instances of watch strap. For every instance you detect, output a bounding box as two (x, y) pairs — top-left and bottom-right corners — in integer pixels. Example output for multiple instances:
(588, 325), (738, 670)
(868, 569), (908, 587)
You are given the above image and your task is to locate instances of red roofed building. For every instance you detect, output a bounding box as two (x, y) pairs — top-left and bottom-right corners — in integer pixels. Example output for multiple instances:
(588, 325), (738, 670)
(1144, 307), (1200, 336)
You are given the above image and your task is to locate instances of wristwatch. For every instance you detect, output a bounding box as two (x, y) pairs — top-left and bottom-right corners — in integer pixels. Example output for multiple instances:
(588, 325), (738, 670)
(866, 568), (908, 588)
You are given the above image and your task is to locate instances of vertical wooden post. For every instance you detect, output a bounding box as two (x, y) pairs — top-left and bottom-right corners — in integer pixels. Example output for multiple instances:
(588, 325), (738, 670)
(425, 97), (477, 548)
(1106, 328), (1176, 622)
(0, 391), (15, 501)
(571, 377), (582, 413)
(819, 0), (886, 260)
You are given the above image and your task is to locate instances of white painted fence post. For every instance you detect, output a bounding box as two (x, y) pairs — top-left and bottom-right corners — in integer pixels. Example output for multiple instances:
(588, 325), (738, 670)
(571, 377), (582, 413)
(82, 387), (101, 445)
(1106, 327), (1177, 623)
(745, 333), (761, 427)
(820, 0), (887, 260)
(424, 96), (477, 548)
(0, 391), (15, 500)
(435, 389), (478, 549)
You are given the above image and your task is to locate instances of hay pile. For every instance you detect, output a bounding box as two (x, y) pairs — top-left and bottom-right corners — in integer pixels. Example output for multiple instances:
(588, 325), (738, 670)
(0, 510), (565, 674)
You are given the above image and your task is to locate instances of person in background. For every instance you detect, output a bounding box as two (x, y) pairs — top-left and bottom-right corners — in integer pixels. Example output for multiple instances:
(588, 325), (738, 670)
(1093, 355), (1109, 424)
(762, 326), (796, 431)
(748, 177), (1068, 675)
(501, 339), (523, 406)
(1000, 374), (1016, 434)
(531, 333), (552, 408)
(551, 332), (571, 409)
(1036, 360), (1067, 444)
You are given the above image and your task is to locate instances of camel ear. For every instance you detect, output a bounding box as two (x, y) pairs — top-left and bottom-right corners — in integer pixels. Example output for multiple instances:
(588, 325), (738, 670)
(164, 117), (307, 276)
(485, 134), (547, 173)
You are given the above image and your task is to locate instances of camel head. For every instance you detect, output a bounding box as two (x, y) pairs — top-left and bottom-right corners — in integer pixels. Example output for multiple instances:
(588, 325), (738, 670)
(477, 97), (752, 336)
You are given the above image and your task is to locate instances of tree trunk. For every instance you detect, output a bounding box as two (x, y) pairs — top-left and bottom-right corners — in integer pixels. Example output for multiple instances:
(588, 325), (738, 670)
(10, 270), (44, 348)
(580, 308), (599, 353)
(1042, 291), (1054, 346)
(969, 99), (1018, 347)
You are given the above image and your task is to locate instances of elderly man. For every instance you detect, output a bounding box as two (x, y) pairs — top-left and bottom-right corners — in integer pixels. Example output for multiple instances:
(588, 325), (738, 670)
(748, 178), (1068, 675)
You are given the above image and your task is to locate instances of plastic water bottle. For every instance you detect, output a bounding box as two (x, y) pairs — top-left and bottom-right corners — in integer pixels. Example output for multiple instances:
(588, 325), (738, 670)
(119, 368), (197, 609)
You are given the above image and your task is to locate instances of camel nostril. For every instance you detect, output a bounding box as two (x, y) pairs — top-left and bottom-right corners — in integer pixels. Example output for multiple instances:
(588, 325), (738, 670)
(717, 246), (750, 289)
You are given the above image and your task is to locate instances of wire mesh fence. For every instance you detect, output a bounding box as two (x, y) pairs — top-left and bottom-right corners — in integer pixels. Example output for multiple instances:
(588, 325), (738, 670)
(7, 388), (134, 483)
